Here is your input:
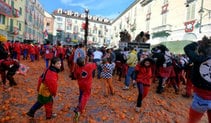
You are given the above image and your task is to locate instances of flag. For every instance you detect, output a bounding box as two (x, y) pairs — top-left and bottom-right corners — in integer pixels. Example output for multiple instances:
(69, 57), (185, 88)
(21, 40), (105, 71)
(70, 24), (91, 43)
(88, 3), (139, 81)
(17, 64), (29, 76)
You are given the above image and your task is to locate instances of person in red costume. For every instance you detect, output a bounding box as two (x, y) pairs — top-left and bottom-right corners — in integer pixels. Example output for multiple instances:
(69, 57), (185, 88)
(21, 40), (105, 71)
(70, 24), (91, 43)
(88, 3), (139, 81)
(13, 40), (22, 61)
(27, 57), (61, 120)
(56, 42), (65, 71)
(184, 36), (211, 123)
(0, 57), (20, 88)
(134, 58), (154, 112)
(28, 43), (36, 62)
(73, 57), (96, 121)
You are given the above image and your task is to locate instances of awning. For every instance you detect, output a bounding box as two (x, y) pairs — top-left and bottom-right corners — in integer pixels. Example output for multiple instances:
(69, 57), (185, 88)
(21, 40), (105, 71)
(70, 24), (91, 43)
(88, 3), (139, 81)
(152, 40), (193, 54)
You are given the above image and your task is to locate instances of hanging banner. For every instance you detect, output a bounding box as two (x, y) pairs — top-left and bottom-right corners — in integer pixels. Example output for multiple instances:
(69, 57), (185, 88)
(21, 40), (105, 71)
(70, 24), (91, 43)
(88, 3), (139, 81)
(184, 20), (196, 32)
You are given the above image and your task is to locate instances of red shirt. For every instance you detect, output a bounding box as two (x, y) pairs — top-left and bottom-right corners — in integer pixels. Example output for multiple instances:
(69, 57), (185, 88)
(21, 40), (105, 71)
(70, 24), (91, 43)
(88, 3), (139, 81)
(74, 63), (96, 91)
(13, 42), (21, 53)
(135, 64), (152, 85)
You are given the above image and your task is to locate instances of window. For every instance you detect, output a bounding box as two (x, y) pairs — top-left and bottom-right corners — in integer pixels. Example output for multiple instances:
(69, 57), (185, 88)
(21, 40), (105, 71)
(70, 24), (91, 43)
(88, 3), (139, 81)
(146, 21), (150, 31)
(10, 19), (13, 29)
(19, 7), (22, 15)
(0, 15), (5, 24)
(134, 7), (137, 16)
(66, 26), (72, 30)
(57, 23), (62, 29)
(19, 23), (22, 31)
(162, 13), (167, 25)
(11, 1), (14, 7)
(186, 2), (196, 20)
(57, 17), (63, 21)
(147, 4), (151, 14)
(73, 26), (78, 33)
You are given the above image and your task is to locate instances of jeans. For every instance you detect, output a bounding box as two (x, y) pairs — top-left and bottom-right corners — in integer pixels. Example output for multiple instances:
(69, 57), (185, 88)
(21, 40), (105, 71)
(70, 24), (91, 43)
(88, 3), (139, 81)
(45, 59), (50, 68)
(93, 59), (101, 79)
(125, 66), (135, 86)
(30, 54), (35, 62)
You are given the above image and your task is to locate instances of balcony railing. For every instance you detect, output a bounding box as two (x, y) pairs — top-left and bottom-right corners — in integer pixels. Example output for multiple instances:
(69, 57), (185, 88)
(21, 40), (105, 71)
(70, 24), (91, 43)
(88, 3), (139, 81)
(152, 24), (172, 33)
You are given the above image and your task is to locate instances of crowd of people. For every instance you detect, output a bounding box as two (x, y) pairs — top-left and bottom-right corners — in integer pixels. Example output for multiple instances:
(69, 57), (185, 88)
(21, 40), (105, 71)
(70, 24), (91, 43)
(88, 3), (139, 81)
(0, 36), (211, 123)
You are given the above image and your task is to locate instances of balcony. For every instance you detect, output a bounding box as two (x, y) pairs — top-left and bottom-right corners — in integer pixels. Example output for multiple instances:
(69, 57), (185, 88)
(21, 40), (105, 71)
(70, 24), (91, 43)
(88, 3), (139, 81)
(7, 26), (19, 35)
(0, 1), (19, 18)
(152, 24), (172, 33)
(140, 0), (153, 7)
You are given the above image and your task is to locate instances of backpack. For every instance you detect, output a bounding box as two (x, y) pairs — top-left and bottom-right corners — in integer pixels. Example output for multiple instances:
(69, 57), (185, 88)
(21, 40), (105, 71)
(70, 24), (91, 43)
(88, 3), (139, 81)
(37, 69), (51, 97)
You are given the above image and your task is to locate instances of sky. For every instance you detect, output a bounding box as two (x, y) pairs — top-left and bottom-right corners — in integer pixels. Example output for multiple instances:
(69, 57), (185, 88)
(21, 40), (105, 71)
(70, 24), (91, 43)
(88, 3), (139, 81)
(39, 0), (135, 20)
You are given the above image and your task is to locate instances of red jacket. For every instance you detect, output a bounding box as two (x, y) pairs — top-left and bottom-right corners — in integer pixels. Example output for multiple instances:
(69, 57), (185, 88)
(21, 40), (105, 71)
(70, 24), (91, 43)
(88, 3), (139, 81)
(135, 64), (152, 85)
(13, 42), (21, 54)
(74, 63), (96, 91)
(37, 67), (58, 97)
(28, 44), (36, 54)
(56, 46), (65, 58)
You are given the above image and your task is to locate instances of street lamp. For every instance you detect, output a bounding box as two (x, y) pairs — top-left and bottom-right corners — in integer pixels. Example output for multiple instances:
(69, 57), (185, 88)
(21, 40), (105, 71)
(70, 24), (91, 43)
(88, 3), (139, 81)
(198, 0), (204, 33)
(84, 9), (89, 46)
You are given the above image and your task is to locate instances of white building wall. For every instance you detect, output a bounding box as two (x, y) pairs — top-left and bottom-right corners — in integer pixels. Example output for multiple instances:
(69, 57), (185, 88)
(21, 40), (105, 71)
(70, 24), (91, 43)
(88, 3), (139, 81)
(53, 15), (66, 35)
(112, 0), (211, 46)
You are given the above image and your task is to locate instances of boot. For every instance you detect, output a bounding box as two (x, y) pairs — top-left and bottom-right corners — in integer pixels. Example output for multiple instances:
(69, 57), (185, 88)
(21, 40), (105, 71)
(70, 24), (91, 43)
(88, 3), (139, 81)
(156, 86), (164, 94)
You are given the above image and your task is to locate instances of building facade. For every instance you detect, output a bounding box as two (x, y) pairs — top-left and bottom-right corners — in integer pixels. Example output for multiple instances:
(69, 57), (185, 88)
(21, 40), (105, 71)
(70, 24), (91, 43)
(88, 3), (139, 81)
(24, 0), (44, 43)
(0, 0), (25, 41)
(52, 8), (112, 46)
(111, 0), (211, 45)
(43, 11), (54, 42)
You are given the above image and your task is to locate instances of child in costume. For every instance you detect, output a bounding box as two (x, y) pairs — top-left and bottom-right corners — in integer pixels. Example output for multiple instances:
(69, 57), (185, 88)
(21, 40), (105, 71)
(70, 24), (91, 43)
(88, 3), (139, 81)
(100, 58), (115, 97)
(73, 57), (96, 121)
(134, 58), (153, 112)
(27, 57), (61, 119)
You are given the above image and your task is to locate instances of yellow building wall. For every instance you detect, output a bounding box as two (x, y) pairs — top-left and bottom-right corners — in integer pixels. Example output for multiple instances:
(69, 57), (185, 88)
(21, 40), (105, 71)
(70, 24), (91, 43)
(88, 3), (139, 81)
(0, 0), (9, 37)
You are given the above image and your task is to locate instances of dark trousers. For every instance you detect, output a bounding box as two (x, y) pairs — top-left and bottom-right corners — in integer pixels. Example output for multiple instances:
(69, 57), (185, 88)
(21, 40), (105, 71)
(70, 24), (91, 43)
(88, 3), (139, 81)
(0, 65), (19, 86)
(137, 83), (150, 107)
(28, 101), (53, 118)
(137, 83), (144, 107)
